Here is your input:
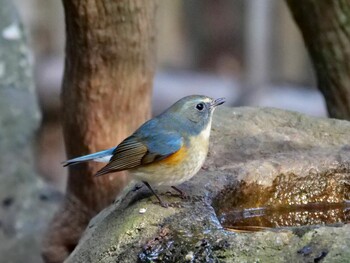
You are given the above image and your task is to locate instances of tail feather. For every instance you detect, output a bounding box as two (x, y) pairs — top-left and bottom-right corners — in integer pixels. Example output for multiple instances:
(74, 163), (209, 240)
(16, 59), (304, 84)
(62, 148), (115, 167)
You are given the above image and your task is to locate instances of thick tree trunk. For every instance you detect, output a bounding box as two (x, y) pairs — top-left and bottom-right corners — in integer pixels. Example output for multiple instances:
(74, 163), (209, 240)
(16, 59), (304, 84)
(286, 0), (350, 120)
(42, 1), (157, 262)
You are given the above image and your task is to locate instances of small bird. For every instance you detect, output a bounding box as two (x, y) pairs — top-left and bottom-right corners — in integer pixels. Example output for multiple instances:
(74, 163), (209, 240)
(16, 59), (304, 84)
(63, 95), (225, 207)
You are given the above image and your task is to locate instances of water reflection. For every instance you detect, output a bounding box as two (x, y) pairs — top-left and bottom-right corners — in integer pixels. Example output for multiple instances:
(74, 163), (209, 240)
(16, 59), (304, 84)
(219, 202), (350, 232)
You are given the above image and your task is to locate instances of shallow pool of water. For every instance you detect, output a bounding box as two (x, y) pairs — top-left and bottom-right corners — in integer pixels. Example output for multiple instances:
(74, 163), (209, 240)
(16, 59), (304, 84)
(219, 201), (350, 232)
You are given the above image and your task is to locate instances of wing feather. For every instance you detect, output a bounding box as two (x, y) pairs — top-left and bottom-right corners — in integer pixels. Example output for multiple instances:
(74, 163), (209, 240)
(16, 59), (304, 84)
(95, 138), (147, 176)
(95, 130), (183, 177)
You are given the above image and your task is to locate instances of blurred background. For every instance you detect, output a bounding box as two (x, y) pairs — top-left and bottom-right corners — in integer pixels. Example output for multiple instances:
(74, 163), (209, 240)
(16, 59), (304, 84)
(12, 0), (326, 192)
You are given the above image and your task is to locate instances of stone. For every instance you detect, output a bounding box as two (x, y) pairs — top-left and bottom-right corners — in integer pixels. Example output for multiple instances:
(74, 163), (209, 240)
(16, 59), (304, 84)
(0, 1), (60, 262)
(66, 107), (350, 263)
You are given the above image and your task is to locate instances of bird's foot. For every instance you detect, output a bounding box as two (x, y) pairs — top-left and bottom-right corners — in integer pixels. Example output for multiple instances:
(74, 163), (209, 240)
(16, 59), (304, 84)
(171, 186), (189, 199)
(143, 181), (169, 208)
(151, 196), (168, 208)
(159, 200), (169, 208)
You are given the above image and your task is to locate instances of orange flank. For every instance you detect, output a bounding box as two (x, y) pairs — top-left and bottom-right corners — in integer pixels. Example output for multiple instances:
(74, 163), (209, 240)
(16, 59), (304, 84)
(157, 145), (188, 166)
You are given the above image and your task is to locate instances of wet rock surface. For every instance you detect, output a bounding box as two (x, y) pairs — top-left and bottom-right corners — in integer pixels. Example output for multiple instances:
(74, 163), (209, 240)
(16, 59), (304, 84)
(0, 1), (60, 262)
(66, 107), (350, 263)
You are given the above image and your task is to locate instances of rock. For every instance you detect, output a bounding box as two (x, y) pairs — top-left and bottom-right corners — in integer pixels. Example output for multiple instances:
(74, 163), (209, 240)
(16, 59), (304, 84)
(0, 1), (60, 262)
(66, 107), (350, 263)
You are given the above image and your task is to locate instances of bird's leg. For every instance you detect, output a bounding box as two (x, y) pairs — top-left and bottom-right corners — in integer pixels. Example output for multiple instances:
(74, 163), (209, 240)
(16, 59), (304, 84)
(143, 181), (168, 208)
(171, 186), (188, 199)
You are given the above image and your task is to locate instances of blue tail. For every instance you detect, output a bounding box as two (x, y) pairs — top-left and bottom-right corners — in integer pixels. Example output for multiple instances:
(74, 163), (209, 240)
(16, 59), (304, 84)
(62, 148), (115, 167)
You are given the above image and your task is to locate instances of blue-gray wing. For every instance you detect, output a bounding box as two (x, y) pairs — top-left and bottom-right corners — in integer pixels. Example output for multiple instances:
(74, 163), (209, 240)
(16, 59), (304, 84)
(95, 119), (183, 176)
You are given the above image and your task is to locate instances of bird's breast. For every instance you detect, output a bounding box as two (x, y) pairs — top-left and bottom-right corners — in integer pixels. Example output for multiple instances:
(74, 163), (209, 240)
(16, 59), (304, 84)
(131, 135), (209, 186)
(156, 145), (188, 166)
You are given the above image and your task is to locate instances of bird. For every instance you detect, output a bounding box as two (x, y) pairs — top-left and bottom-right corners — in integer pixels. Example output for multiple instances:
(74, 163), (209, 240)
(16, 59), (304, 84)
(63, 95), (225, 207)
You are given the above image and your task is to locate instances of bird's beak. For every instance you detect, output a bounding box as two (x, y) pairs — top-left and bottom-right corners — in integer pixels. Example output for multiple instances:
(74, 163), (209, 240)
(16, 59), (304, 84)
(211, 97), (226, 108)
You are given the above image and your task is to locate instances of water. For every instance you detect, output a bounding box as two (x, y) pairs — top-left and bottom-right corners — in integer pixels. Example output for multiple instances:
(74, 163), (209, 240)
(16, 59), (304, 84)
(219, 202), (350, 232)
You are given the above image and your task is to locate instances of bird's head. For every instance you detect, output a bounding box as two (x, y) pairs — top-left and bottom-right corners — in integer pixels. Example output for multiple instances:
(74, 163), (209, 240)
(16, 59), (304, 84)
(164, 95), (225, 136)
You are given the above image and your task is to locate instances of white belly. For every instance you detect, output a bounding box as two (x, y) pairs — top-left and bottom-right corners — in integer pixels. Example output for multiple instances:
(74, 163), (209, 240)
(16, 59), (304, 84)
(131, 137), (209, 186)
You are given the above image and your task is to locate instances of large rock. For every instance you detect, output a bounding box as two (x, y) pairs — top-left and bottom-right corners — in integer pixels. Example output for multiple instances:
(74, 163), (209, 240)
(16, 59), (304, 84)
(0, 1), (60, 262)
(66, 107), (350, 263)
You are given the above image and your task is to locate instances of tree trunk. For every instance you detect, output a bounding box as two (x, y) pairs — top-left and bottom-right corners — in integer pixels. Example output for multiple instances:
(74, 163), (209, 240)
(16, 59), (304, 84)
(42, 1), (157, 262)
(286, 0), (350, 120)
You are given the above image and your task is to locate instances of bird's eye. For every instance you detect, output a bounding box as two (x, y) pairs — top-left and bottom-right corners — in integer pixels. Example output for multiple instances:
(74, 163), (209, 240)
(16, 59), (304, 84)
(196, 103), (204, 111)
